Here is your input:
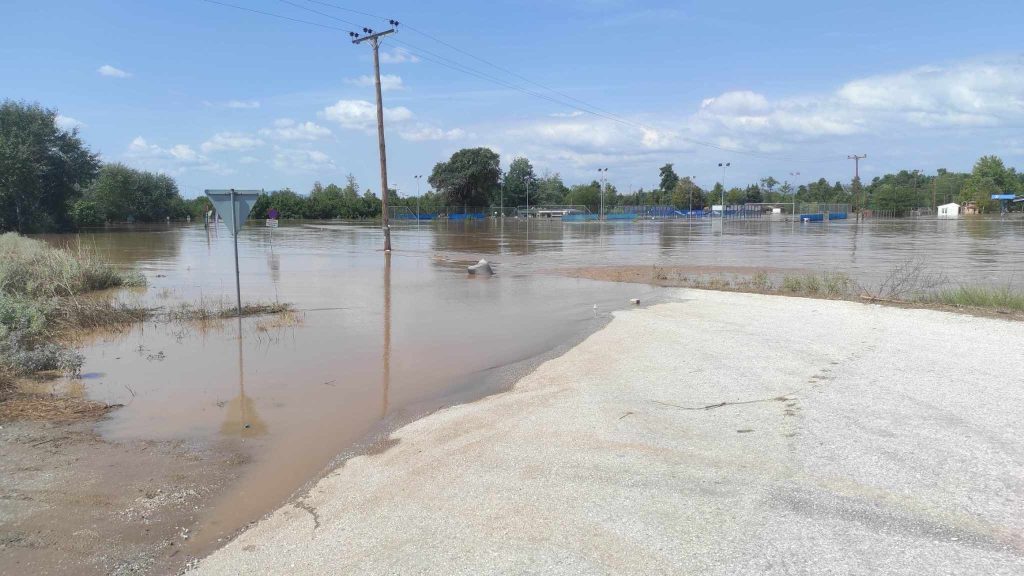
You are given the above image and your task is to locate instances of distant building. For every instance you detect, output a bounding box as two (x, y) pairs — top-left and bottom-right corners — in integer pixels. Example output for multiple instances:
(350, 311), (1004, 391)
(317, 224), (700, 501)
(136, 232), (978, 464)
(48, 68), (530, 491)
(937, 202), (960, 217)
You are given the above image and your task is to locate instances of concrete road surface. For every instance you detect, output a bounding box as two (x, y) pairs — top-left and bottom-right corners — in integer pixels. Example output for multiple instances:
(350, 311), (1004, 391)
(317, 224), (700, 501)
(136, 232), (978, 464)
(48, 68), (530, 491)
(192, 290), (1024, 575)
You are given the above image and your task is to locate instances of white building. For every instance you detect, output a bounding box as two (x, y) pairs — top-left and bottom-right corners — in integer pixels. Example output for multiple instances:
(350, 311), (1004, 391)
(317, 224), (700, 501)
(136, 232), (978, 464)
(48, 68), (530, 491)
(937, 202), (960, 217)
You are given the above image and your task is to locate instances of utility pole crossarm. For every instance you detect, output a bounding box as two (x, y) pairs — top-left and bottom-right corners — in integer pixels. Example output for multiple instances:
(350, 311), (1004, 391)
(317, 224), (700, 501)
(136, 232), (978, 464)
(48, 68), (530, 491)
(351, 28), (395, 45)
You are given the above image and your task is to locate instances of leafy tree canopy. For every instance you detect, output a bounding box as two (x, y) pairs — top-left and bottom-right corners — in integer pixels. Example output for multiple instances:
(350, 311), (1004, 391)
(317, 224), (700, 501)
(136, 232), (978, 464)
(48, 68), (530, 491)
(429, 147), (501, 207)
(0, 100), (100, 232)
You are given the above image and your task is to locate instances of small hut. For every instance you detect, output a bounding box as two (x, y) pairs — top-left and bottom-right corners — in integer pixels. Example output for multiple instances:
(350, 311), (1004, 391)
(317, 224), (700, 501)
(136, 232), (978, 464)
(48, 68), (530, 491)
(937, 202), (960, 217)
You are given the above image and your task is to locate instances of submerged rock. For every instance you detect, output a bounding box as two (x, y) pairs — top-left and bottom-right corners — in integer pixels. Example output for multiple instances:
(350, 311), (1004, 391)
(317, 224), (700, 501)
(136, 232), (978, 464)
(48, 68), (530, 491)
(468, 259), (493, 275)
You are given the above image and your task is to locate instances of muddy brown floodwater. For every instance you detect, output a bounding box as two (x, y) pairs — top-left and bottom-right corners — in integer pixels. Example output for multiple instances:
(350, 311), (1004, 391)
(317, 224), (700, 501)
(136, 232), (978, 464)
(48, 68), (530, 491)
(4, 216), (1024, 574)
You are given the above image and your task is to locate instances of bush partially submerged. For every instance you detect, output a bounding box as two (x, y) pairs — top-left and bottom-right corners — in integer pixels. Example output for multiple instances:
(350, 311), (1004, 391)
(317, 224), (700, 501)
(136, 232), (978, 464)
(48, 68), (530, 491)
(0, 233), (144, 298)
(0, 234), (147, 395)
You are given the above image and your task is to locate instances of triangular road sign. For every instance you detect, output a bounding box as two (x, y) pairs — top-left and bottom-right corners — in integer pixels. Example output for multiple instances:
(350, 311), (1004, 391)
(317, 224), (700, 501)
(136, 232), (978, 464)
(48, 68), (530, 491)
(206, 190), (261, 236)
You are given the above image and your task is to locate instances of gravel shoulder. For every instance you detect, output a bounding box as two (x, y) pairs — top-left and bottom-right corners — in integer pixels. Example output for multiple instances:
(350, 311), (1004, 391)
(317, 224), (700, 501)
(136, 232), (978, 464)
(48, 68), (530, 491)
(192, 289), (1024, 575)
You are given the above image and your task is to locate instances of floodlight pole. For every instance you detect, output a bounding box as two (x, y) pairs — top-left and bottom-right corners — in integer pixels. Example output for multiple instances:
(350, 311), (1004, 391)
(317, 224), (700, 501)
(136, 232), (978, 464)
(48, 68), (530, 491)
(230, 188), (242, 317)
(352, 27), (397, 253)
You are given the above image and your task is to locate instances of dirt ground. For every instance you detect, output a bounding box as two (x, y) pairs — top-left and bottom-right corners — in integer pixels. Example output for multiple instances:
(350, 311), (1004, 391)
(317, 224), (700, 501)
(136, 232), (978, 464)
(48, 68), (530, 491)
(0, 414), (243, 576)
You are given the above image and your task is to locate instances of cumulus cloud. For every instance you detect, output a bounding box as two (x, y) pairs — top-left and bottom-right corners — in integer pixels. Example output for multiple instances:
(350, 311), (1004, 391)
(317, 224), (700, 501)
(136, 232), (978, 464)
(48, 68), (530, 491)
(200, 132), (264, 153)
(125, 136), (230, 174)
(690, 57), (1024, 145)
(399, 125), (466, 141)
(98, 64), (130, 78)
(260, 118), (332, 141)
(346, 74), (404, 91)
(272, 148), (335, 172)
(380, 47), (420, 64)
(321, 99), (413, 131)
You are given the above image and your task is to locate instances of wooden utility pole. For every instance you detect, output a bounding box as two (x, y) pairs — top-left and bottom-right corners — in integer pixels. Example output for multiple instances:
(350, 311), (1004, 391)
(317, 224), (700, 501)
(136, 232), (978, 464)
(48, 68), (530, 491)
(352, 25), (397, 252)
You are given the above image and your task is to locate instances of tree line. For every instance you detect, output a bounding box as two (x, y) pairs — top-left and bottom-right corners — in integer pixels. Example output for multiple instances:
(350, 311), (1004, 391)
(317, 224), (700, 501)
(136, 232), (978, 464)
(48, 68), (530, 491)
(426, 148), (1023, 214)
(4, 99), (1022, 233)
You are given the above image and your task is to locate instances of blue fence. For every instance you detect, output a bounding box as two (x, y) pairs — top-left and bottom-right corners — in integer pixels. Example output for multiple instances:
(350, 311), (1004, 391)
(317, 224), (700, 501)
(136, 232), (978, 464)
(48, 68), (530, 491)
(828, 212), (848, 220)
(799, 213), (824, 222)
(563, 214), (600, 222)
(448, 212), (486, 220)
(394, 213), (437, 220)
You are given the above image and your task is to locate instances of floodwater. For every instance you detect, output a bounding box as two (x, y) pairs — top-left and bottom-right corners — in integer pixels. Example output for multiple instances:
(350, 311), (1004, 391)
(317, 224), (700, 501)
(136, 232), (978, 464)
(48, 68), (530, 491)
(43, 215), (1024, 553)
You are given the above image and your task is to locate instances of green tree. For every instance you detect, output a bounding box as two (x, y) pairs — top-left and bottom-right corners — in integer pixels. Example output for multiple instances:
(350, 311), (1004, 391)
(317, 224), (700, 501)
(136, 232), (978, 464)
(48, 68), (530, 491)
(85, 163), (183, 222)
(69, 199), (104, 228)
(0, 101), (100, 232)
(709, 183), (725, 206)
(671, 178), (705, 210)
(961, 155), (1018, 212)
(564, 181), (602, 212)
(744, 184), (763, 204)
(429, 147), (501, 207)
(658, 163), (679, 194)
(502, 157), (536, 208)
(871, 183), (918, 212)
(535, 172), (568, 206)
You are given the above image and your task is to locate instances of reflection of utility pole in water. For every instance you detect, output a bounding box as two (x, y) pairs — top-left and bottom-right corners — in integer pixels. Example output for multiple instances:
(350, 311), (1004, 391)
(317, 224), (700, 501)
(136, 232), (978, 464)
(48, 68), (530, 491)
(381, 253), (391, 420)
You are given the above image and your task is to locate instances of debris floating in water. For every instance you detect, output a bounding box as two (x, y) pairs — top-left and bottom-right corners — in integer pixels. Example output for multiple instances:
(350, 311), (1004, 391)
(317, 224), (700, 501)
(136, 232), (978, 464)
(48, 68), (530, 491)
(630, 298), (641, 305)
(467, 259), (493, 275)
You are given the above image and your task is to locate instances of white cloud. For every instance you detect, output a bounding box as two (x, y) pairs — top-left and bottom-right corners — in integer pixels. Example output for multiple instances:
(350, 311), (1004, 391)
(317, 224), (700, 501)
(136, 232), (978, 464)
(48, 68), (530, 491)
(689, 57), (1024, 146)
(259, 118), (332, 141)
(98, 64), (130, 78)
(125, 136), (231, 175)
(200, 132), (264, 153)
(346, 74), (404, 91)
(169, 144), (200, 161)
(399, 125), (466, 141)
(272, 148), (335, 172)
(380, 47), (420, 64)
(550, 111), (585, 118)
(226, 100), (260, 109)
(321, 99), (413, 131)
(55, 115), (84, 130)
(239, 156), (260, 165)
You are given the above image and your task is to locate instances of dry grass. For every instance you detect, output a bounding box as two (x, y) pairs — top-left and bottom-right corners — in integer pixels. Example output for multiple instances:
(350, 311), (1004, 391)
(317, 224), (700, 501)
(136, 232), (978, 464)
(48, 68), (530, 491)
(159, 298), (292, 322)
(0, 393), (119, 422)
(254, 309), (303, 332)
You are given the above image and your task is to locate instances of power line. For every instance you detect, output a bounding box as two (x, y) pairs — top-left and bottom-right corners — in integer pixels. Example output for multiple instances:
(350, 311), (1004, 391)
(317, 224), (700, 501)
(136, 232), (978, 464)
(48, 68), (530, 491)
(300, 0), (636, 126)
(200, 1), (842, 164)
(274, 0), (363, 29)
(200, 0), (354, 32)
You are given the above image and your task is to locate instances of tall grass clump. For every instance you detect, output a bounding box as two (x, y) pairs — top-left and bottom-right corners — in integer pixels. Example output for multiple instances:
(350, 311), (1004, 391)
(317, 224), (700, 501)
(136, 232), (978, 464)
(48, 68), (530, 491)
(780, 271), (853, 298)
(928, 285), (1024, 312)
(0, 233), (146, 395)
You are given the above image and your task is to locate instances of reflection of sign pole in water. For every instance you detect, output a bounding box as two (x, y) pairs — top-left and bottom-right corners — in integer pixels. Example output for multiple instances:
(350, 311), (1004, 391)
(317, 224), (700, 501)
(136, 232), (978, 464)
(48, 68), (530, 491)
(205, 189), (260, 316)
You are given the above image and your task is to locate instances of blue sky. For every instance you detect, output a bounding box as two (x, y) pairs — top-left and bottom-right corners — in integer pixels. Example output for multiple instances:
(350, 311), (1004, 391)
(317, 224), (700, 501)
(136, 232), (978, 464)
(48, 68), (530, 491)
(4, 0), (1024, 197)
